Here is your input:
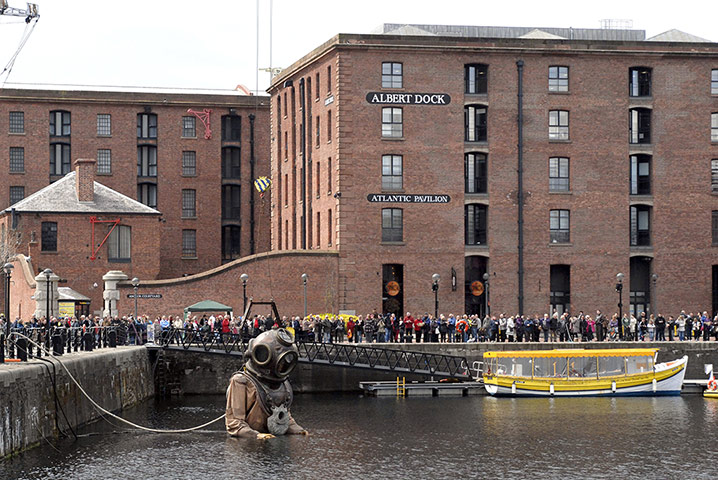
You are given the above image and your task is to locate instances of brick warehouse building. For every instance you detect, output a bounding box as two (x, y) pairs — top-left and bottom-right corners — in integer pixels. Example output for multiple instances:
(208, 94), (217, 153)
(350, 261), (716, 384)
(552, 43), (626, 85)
(0, 87), (271, 313)
(268, 25), (718, 319)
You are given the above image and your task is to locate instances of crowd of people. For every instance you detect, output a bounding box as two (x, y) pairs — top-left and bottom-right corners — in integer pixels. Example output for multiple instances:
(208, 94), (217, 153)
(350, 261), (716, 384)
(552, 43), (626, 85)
(2, 308), (718, 349)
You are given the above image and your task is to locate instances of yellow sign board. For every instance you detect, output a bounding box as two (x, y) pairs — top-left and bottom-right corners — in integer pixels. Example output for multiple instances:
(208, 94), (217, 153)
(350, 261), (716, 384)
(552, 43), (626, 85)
(58, 302), (75, 318)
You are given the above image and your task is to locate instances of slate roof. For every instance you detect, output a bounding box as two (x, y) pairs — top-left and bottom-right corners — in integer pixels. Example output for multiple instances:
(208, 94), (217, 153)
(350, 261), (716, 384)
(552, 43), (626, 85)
(647, 29), (712, 43)
(2, 172), (160, 215)
(374, 24), (647, 41)
(58, 287), (91, 302)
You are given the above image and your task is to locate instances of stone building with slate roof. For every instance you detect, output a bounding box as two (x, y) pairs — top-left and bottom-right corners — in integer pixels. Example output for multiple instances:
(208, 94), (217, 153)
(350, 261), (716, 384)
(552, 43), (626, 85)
(0, 159), (161, 316)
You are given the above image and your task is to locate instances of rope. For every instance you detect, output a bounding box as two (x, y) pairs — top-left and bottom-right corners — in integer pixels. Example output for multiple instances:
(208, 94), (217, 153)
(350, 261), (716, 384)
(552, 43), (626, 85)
(10, 333), (226, 434)
(1, 17), (39, 87)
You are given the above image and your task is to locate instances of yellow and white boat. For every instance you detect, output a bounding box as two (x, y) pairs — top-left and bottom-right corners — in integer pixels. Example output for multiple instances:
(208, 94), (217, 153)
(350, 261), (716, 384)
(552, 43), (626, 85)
(483, 348), (687, 397)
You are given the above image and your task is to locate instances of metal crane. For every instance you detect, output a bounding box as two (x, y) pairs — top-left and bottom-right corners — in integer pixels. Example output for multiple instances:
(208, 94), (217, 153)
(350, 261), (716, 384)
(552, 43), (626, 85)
(0, 0), (39, 22)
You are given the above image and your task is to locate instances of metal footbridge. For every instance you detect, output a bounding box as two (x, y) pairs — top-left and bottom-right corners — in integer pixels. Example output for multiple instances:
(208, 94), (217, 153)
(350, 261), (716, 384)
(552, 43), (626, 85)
(157, 328), (471, 379)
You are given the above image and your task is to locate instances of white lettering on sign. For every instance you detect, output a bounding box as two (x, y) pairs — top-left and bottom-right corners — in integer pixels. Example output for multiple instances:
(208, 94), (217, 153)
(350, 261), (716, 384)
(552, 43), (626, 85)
(365, 92), (451, 105)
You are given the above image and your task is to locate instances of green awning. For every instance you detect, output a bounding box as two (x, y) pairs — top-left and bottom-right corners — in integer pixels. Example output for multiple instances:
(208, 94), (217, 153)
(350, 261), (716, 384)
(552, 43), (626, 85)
(184, 300), (233, 313)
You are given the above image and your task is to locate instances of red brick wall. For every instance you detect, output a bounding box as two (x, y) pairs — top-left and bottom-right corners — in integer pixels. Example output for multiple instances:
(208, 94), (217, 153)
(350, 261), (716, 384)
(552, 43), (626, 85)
(115, 251), (339, 319)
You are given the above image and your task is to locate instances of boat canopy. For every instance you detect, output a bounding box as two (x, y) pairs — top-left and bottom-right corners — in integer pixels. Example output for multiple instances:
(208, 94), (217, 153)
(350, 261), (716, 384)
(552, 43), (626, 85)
(483, 348), (659, 359)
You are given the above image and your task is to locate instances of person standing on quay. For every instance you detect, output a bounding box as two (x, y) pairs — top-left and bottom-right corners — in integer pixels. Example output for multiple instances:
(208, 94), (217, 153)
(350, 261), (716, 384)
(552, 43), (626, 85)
(655, 314), (666, 341)
(403, 312), (414, 343)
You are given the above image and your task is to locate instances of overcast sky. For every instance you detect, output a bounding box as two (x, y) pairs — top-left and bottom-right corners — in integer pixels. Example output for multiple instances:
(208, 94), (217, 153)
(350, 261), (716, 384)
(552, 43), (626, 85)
(0, 0), (714, 94)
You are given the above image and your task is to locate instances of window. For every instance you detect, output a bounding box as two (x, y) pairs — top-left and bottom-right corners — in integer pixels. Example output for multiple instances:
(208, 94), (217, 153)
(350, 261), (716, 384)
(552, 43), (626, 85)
(328, 208), (333, 246)
(712, 159), (718, 193)
(327, 157), (332, 192)
(548, 66), (569, 92)
(108, 225), (131, 262)
(315, 211), (321, 248)
(327, 110), (332, 142)
(465, 64), (488, 94)
(97, 114), (111, 136)
(41, 222), (57, 252)
(9, 147), (24, 172)
(97, 149), (112, 175)
(316, 161), (321, 197)
(629, 67), (651, 97)
(629, 108), (651, 144)
(50, 143), (71, 176)
(465, 105), (487, 142)
(182, 189), (196, 218)
(465, 153), (487, 194)
(382, 154), (403, 191)
(550, 209), (570, 243)
(382, 107), (403, 138)
(137, 183), (157, 208)
(713, 113), (718, 142)
(182, 230), (197, 257)
(327, 65), (331, 93)
(714, 211), (718, 245)
(630, 205), (651, 246)
(382, 62), (403, 88)
(222, 185), (241, 220)
(315, 116), (320, 146)
(182, 116), (196, 137)
(315, 72), (320, 100)
(50, 111), (71, 136)
(713, 69), (718, 95)
(222, 115), (241, 141)
(549, 110), (569, 140)
(137, 113), (157, 139)
(382, 208), (403, 242)
(222, 147), (241, 179)
(465, 204), (487, 245)
(182, 151), (196, 176)
(222, 225), (241, 261)
(9, 111), (24, 134)
(137, 145), (157, 177)
(9, 186), (24, 205)
(630, 154), (651, 195)
(549, 157), (570, 192)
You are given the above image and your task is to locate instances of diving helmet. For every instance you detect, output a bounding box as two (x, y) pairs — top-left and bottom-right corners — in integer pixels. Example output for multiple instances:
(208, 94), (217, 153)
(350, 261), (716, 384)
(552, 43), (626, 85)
(244, 328), (299, 383)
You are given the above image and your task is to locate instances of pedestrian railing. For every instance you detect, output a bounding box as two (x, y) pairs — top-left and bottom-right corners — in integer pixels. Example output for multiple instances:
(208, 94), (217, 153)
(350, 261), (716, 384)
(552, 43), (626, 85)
(0, 325), (142, 363)
(158, 328), (471, 378)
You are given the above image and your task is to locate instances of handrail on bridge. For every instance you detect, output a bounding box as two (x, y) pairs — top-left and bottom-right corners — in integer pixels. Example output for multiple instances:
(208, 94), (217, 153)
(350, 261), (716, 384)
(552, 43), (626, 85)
(158, 328), (471, 379)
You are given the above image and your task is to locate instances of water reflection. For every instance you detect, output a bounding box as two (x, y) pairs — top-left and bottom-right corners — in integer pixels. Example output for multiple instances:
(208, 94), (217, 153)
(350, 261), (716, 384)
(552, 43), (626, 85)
(1, 394), (717, 480)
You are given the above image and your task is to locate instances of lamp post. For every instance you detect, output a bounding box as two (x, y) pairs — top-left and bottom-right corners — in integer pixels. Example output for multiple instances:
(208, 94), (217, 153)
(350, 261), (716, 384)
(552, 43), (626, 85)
(131, 277), (140, 319)
(432, 273), (440, 319)
(43, 268), (53, 351)
(651, 273), (658, 317)
(301, 273), (308, 319)
(616, 272), (624, 340)
(483, 272), (490, 318)
(240, 273), (249, 314)
(3, 263), (14, 342)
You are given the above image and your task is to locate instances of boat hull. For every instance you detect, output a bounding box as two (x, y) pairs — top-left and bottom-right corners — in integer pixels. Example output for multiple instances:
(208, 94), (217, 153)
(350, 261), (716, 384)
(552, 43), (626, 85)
(484, 355), (687, 397)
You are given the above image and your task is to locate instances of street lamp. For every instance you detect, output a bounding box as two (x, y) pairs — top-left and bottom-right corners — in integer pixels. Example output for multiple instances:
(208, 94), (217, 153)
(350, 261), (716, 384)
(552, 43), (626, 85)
(483, 272), (490, 318)
(301, 273), (308, 319)
(432, 273), (440, 319)
(131, 277), (140, 320)
(651, 273), (658, 317)
(3, 263), (14, 342)
(43, 268), (53, 351)
(616, 272), (624, 340)
(240, 273), (249, 314)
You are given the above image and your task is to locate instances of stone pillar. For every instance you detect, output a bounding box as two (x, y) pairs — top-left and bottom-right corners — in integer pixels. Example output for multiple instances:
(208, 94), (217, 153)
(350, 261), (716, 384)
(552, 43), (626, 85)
(103, 270), (128, 318)
(34, 271), (60, 319)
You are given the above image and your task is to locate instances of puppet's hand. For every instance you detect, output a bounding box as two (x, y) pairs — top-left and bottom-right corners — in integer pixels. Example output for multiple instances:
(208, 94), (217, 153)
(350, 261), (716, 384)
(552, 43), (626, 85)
(257, 433), (275, 440)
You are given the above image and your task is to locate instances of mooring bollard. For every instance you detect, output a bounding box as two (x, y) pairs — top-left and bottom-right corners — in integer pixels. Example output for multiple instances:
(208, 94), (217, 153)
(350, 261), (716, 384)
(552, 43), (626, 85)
(52, 333), (63, 356)
(108, 329), (117, 348)
(83, 332), (94, 351)
(16, 337), (28, 362)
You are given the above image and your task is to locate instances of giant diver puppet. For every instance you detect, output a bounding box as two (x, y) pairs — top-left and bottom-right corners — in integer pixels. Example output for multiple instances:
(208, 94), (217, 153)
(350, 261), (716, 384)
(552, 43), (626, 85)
(225, 328), (308, 439)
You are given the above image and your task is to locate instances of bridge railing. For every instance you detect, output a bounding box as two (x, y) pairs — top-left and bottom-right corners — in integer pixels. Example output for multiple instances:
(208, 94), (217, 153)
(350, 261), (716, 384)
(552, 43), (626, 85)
(158, 328), (471, 378)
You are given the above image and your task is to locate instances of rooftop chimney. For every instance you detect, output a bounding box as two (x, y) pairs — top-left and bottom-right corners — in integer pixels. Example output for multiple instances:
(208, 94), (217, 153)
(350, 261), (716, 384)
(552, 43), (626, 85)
(74, 158), (96, 203)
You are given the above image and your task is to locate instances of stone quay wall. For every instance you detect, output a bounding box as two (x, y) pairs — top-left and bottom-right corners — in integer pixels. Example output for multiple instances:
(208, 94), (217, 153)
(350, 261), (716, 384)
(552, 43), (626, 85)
(0, 346), (153, 458)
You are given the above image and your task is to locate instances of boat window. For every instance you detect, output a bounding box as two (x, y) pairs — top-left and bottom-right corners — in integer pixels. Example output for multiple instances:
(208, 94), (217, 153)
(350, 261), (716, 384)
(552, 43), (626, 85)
(568, 357), (597, 378)
(625, 356), (652, 375)
(598, 357), (625, 377)
(533, 357), (567, 378)
(494, 357), (532, 376)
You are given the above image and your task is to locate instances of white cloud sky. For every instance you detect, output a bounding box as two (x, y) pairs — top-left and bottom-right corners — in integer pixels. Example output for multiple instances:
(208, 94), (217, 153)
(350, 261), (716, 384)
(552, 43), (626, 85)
(0, 0), (714, 93)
